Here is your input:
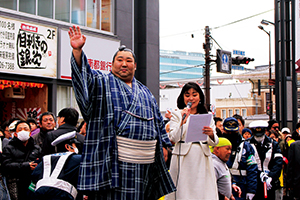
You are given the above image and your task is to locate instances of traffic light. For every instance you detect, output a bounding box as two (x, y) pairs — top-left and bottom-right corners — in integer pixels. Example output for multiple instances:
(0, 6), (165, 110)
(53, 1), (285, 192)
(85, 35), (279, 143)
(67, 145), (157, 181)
(232, 56), (255, 65)
(266, 102), (271, 115)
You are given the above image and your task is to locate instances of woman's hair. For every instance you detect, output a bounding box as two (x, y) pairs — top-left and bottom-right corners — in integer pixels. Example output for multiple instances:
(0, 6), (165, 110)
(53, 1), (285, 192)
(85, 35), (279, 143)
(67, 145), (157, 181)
(177, 82), (208, 114)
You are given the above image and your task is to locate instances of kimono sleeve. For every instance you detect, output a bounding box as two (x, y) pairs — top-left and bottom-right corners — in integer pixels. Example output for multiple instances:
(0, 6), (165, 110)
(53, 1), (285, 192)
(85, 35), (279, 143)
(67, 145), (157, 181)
(71, 51), (104, 121)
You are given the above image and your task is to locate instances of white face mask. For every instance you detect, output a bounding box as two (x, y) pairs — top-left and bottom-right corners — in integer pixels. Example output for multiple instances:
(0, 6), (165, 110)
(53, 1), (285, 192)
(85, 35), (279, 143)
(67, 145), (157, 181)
(17, 130), (30, 142)
(254, 135), (265, 143)
(74, 147), (79, 154)
(68, 144), (79, 154)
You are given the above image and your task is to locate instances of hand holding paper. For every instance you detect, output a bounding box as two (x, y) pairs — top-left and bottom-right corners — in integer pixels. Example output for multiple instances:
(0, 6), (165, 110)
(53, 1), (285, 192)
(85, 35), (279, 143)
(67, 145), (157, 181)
(185, 113), (213, 143)
(202, 126), (214, 139)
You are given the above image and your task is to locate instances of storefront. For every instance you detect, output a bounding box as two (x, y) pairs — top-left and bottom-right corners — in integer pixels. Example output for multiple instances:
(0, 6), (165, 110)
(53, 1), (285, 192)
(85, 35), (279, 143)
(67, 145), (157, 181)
(0, 0), (160, 125)
(0, 1), (119, 123)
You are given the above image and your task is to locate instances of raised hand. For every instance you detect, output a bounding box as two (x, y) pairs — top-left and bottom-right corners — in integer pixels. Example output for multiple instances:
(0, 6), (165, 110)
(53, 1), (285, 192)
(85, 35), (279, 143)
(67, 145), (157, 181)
(68, 25), (86, 51)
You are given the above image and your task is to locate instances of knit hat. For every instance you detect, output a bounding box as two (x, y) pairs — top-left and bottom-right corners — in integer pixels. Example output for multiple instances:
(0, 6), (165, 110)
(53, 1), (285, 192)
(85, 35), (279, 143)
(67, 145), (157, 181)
(210, 137), (232, 152)
(216, 137), (232, 147)
(242, 128), (252, 136)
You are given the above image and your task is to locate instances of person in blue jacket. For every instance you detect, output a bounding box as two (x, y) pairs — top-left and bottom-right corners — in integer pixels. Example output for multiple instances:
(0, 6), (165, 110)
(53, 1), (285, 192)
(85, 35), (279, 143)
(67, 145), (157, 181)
(222, 117), (258, 200)
(29, 131), (83, 200)
(247, 120), (283, 200)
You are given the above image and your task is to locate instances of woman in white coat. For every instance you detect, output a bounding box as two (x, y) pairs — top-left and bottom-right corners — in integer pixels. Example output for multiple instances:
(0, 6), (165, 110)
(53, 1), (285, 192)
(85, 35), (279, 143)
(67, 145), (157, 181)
(165, 82), (219, 200)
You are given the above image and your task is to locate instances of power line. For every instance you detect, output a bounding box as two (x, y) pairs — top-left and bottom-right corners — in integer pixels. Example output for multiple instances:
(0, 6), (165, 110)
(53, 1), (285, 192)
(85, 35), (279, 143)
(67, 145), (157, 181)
(212, 9), (273, 29)
(160, 64), (204, 75)
(160, 9), (273, 38)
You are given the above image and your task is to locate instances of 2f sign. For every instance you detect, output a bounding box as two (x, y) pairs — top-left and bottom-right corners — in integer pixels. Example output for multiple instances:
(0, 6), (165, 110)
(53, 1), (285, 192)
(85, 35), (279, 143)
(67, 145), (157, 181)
(47, 29), (55, 40)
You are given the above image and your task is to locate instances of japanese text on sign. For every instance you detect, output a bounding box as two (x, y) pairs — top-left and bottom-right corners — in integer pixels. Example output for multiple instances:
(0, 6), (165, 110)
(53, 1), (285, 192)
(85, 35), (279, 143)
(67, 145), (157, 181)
(0, 16), (57, 78)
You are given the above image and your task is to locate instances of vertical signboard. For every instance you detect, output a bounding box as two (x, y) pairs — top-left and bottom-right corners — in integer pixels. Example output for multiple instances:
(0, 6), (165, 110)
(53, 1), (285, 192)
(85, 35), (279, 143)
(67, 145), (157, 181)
(0, 16), (57, 78)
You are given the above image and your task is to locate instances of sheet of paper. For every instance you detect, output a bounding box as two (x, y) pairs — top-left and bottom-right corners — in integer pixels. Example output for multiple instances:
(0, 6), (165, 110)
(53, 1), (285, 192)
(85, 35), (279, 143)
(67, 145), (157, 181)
(185, 113), (212, 143)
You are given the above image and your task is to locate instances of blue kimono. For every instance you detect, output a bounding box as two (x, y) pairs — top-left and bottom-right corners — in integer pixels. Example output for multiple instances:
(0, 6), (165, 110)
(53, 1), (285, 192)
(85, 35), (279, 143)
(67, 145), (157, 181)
(71, 52), (175, 200)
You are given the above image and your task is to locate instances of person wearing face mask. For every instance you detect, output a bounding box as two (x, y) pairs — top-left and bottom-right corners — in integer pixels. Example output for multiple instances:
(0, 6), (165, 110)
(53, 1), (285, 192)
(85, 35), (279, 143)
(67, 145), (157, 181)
(247, 120), (283, 200)
(29, 131), (83, 200)
(1, 120), (42, 200)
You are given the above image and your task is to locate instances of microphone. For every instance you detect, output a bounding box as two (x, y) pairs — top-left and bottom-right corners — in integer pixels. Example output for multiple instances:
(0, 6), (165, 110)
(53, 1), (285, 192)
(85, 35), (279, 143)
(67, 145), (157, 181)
(182, 102), (192, 121)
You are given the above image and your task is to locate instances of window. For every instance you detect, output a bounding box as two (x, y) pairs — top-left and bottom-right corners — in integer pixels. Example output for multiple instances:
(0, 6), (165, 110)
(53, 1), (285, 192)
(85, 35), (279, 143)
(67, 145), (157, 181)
(235, 109), (240, 115)
(222, 110), (226, 119)
(72, 0), (85, 26)
(0, 0), (113, 32)
(0, 0), (17, 10)
(57, 86), (80, 117)
(229, 109), (233, 117)
(19, 0), (36, 15)
(87, 0), (99, 29)
(55, 0), (70, 22)
(101, 0), (111, 32)
(38, 0), (53, 19)
(242, 109), (247, 118)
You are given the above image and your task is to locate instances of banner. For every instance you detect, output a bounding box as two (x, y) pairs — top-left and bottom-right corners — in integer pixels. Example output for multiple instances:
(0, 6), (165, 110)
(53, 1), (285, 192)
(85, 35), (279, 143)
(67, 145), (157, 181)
(0, 16), (57, 78)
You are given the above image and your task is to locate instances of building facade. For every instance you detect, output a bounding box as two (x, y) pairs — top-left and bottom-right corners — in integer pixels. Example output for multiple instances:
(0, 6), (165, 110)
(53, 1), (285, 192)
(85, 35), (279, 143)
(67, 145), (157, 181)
(159, 49), (205, 82)
(0, 0), (160, 123)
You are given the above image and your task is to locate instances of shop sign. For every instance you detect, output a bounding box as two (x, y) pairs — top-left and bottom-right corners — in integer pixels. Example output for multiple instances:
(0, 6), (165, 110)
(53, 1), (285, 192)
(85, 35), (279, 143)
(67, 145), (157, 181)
(59, 29), (120, 79)
(0, 16), (57, 78)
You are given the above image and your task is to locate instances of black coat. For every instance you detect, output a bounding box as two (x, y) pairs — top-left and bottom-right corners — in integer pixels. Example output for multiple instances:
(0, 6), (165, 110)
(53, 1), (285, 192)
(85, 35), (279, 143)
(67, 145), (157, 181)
(42, 123), (85, 156)
(287, 140), (300, 197)
(1, 137), (42, 200)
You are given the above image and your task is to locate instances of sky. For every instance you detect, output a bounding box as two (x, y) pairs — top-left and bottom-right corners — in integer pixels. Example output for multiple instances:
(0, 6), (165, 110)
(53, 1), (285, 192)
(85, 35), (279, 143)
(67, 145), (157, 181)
(159, 0), (275, 69)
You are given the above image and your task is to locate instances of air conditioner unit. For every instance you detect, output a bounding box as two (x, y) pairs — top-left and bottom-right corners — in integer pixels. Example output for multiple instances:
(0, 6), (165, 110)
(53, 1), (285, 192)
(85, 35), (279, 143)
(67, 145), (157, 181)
(4, 87), (25, 99)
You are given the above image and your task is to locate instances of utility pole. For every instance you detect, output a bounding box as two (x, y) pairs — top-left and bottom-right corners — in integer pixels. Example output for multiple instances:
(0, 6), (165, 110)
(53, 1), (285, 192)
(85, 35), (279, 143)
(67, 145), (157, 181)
(203, 26), (211, 110)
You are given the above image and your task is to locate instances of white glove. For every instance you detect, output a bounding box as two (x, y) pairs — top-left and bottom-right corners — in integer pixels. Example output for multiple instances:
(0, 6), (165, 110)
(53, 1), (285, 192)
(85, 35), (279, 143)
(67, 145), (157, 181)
(246, 193), (255, 200)
(265, 177), (272, 190)
(260, 172), (268, 182)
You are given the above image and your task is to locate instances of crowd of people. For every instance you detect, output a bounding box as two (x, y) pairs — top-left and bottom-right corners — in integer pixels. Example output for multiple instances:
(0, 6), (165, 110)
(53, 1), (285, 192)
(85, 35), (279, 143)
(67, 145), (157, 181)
(0, 24), (299, 200)
(0, 108), (87, 200)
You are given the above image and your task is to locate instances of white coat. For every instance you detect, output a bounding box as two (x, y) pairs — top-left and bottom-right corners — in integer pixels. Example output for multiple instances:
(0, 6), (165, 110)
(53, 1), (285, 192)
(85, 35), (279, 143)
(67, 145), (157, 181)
(165, 109), (219, 200)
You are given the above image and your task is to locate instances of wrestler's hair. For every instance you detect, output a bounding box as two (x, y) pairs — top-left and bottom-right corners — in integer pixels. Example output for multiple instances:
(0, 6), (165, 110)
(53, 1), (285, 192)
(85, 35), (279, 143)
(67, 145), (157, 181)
(112, 45), (136, 63)
(177, 82), (208, 114)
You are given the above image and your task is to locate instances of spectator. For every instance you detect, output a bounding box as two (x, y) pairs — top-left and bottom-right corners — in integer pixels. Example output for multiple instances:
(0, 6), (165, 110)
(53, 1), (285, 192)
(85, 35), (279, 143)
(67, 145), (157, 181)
(268, 119), (280, 136)
(291, 122), (300, 141)
(214, 117), (224, 135)
(242, 128), (252, 140)
(222, 117), (258, 200)
(42, 108), (84, 156)
(3, 119), (20, 148)
(166, 82), (218, 200)
(248, 120), (283, 200)
(212, 137), (241, 200)
(2, 120), (41, 200)
(269, 130), (280, 143)
(286, 139), (300, 199)
(29, 131), (83, 200)
(27, 118), (40, 137)
(32, 112), (56, 149)
(0, 127), (4, 141)
(280, 127), (290, 140)
(233, 114), (245, 135)
(1, 121), (10, 140)
(77, 121), (86, 137)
